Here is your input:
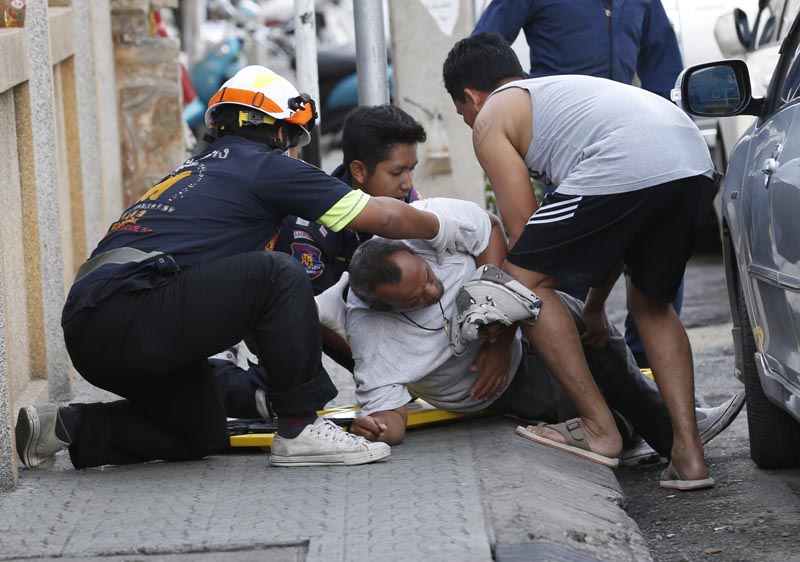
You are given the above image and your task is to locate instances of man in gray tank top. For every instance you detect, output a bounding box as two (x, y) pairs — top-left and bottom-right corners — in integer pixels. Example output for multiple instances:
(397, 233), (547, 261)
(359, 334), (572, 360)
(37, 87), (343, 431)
(442, 33), (718, 491)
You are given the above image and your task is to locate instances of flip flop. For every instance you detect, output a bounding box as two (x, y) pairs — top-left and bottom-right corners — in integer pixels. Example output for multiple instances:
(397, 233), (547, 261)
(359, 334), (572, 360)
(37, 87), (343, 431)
(515, 418), (620, 468)
(659, 462), (715, 491)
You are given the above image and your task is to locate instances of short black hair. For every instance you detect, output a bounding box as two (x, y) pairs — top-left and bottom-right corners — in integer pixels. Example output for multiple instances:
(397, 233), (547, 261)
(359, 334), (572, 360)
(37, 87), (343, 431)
(443, 32), (525, 102)
(342, 105), (427, 174)
(349, 238), (416, 307)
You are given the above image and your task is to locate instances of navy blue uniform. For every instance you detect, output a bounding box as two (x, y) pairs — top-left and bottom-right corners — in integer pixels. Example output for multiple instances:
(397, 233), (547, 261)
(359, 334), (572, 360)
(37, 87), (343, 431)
(64, 136), (367, 321)
(61, 136), (370, 468)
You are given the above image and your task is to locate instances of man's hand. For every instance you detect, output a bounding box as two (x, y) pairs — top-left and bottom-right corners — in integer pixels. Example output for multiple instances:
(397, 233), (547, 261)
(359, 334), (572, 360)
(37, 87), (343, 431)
(581, 304), (609, 349)
(426, 211), (477, 264)
(348, 408), (407, 444)
(349, 415), (388, 442)
(469, 330), (514, 400)
(315, 272), (349, 342)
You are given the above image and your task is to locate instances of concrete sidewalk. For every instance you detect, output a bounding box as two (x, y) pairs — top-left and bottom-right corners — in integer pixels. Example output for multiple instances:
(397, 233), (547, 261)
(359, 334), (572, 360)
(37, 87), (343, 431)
(0, 366), (652, 562)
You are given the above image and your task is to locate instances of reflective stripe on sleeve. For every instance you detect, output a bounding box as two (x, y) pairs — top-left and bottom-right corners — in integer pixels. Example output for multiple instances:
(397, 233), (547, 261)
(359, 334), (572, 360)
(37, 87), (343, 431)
(318, 190), (370, 232)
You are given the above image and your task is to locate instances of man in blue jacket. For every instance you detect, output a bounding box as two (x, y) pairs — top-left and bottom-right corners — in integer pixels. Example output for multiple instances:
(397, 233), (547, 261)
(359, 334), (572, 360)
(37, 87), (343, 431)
(473, 0), (685, 367)
(472, 0), (683, 99)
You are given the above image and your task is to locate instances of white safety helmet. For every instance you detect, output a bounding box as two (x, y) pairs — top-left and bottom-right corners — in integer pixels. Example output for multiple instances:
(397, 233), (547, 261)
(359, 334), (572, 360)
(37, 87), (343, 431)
(205, 65), (317, 147)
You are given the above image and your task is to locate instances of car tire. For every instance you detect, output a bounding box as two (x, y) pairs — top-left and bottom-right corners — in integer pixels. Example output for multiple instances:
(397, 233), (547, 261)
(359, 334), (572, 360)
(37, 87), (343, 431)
(738, 286), (800, 468)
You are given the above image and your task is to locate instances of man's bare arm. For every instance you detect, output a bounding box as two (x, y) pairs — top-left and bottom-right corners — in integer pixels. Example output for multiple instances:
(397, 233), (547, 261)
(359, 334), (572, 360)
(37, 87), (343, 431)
(321, 326), (350, 357)
(581, 260), (625, 349)
(475, 212), (508, 268)
(473, 90), (537, 248)
(349, 406), (408, 445)
(346, 197), (439, 240)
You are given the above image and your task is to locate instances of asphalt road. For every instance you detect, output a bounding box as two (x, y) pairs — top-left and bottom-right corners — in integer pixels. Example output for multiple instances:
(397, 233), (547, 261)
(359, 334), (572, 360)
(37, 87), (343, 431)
(609, 255), (800, 562)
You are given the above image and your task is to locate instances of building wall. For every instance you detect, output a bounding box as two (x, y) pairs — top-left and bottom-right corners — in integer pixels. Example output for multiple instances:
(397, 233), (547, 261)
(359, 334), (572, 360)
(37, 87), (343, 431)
(388, 0), (484, 205)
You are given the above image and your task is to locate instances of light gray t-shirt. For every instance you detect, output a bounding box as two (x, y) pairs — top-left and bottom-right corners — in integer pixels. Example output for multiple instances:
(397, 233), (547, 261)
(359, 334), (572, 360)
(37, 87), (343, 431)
(346, 197), (523, 414)
(493, 76), (715, 196)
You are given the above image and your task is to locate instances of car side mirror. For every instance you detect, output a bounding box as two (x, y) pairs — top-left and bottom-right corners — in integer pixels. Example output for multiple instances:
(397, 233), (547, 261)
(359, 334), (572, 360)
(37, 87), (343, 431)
(671, 59), (764, 117)
(715, 11), (749, 57)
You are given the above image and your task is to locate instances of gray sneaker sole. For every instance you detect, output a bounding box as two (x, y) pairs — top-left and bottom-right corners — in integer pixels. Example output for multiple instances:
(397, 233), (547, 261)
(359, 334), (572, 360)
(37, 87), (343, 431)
(16, 406), (43, 469)
(269, 447), (391, 467)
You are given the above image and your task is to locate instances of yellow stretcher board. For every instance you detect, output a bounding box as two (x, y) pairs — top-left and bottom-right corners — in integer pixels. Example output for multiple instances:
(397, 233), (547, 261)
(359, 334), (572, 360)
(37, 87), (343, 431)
(228, 399), (493, 451)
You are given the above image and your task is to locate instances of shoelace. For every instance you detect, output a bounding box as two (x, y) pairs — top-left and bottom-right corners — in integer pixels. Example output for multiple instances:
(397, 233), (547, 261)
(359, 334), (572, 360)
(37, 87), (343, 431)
(310, 418), (369, 447)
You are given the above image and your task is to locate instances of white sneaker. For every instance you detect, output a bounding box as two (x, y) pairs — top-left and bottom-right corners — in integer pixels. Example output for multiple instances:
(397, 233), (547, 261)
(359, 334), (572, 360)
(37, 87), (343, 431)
(697, 392), (746, 445)
(270, 417), (391, 467)
(620, 392), (746, 468)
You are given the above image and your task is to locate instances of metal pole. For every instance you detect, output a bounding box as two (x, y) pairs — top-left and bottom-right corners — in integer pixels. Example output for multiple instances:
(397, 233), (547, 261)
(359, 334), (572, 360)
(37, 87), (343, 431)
(353, 0), (389, 105)
(293, 0), (321, 167)
(181, 0), (206, 65)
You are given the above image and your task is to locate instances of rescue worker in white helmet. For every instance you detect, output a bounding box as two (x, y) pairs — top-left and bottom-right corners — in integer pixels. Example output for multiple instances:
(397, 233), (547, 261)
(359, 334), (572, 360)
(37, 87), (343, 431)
(15, 65), (476, 471)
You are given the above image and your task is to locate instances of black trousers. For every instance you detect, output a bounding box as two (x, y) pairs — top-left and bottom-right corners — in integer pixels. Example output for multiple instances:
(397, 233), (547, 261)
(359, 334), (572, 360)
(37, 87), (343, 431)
(62, 252), (337, 469)
(213, 342), (355, 419)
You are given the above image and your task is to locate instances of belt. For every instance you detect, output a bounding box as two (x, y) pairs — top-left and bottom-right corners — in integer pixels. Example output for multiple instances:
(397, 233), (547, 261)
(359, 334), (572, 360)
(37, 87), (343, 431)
(74, 247), (164, 284)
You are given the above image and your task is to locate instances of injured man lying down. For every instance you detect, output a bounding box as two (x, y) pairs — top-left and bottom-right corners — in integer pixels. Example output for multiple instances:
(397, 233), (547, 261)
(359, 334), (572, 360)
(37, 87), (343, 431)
(345, 197), (744, 467)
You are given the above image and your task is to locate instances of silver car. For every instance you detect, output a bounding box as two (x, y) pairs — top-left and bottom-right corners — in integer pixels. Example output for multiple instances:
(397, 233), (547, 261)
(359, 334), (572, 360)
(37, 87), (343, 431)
(673, 10), (800, 468)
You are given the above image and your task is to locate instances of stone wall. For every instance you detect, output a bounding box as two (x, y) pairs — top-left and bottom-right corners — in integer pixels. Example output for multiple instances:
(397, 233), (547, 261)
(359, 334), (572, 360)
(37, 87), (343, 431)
(0, 0), (124, 491)
(112, 0), (184, 206)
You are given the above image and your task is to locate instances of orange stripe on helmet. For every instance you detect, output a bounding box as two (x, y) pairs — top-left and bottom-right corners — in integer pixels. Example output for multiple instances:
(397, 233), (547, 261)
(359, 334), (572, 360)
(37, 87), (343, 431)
(208, 87), (314, 128)
(208, 87), (284, 115)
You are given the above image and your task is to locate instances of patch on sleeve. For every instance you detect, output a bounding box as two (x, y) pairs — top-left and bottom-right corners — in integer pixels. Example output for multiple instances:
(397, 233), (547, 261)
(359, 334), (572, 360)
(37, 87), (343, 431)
(293, 230), (315, 242)
(291, 242), (324, 279)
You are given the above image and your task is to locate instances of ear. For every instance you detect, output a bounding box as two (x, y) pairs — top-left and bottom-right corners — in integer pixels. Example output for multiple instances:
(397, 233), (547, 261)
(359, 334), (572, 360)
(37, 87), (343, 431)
(464, 88), (488, 111)
(349, 160), (369, 186)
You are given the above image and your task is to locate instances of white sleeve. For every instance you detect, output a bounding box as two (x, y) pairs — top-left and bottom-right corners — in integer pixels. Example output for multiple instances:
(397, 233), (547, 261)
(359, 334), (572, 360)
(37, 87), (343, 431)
(410, 197), (493, 257)
(347, 303), (414, 414)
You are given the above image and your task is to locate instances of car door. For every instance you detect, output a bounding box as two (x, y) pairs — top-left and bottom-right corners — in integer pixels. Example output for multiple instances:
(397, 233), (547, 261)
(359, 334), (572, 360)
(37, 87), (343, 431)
(745, 14), (800, 391)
